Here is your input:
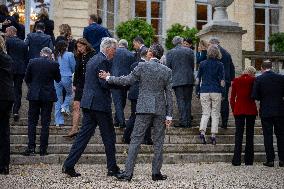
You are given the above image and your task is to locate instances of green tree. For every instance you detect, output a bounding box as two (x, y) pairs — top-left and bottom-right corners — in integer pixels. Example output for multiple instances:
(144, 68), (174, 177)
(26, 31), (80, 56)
(116, 18), (155, 50)
(269, 33), (284, 52)
(165, 23), (198, 50)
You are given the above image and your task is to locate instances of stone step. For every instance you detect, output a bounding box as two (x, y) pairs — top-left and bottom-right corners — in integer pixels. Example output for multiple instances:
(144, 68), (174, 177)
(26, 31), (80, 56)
(10, 126), (264, 135)
(10, 119), (262, 127)
(11, 143), (273, 154)
(11, 134), (275, 145)
(10, 153), (269, 165)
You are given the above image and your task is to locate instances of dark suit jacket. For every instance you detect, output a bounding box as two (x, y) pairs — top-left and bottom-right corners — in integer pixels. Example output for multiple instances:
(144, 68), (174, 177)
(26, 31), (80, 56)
(0, 15), (20, 33)
(6, 36), (28, 75)
(252, 71), (284, 117)
(33, 19), (55, 44)
(219, 46), (235, 84)
(0, 52), (14, 101)
(83, 23), (111, 53)
(111, 47), (135, 77)
(128, 59), (145, 100)
(17, 23), (25, 40)
(25, 57), (61, 102)
(166, 45), (195, 87)
(25, 31), (54, 60)
(80, 52), (112, 112)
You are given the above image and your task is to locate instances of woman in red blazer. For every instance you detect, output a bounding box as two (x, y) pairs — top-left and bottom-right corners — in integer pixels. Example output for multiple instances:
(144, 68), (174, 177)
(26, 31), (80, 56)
(230, 66), (258, 166)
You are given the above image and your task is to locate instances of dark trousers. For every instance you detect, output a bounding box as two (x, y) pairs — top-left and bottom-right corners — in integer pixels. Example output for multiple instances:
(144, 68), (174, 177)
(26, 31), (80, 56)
(64, 109), (117, 171)
(261, 116), (284, 162)
(12, 74), (25, 114)
(221, 83), (230, 127)
(174, 85), (193, 126)
(124, 100), (152, 144)
(0, 101), (13, 168)
(232, 115), (256, 165)
(112, 88), (128, 125)
(27, 100), (53, 151)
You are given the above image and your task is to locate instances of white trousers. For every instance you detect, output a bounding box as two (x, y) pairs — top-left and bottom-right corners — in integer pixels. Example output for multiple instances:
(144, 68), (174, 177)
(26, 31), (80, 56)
(199, 93), (222, 134)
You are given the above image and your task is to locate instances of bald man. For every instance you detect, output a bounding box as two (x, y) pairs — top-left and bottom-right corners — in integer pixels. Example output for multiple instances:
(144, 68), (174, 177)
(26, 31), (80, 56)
(5, 26), (28, 122)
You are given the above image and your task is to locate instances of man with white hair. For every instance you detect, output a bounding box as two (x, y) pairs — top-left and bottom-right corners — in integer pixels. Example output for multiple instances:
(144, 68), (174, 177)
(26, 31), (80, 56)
(209, 37), (235, 129)
(23, 47), (61, 156)
(111, 39), (135, 128)
(62, 37), (122, 177)
(166, 36), (195, 128)
(5, 26), (28, 122)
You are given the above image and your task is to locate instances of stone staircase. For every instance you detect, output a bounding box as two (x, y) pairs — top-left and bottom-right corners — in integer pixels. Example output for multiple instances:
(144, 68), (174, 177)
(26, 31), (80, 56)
(10, 118), (274, 165)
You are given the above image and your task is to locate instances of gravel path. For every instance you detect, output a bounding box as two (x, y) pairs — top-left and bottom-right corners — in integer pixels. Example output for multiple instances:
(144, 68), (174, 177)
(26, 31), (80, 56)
(1, 163), (283, 189)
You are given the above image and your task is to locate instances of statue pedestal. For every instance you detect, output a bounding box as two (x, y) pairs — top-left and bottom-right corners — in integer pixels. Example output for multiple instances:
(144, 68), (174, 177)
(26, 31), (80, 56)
(197, 25), (247, 75)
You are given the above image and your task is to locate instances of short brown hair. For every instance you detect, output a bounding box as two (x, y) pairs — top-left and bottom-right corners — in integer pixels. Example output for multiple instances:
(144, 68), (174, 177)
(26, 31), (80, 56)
(59, 24), (72, 36)
(261, 60), (272, 70)
(207, 45), (222, 60)
(75, 38), (95, 58)
(89, 14), (98, 22)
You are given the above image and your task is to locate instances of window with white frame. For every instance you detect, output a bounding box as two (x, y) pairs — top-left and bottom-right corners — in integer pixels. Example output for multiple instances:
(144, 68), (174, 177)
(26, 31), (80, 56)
(132, 0), (164, 42)
(195, 0), (213, 30)
(97, 0), (119, 36)
(254, 0), (280, 52)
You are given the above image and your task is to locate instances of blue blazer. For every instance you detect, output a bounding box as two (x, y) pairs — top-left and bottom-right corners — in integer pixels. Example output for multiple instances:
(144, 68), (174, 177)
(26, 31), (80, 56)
(252, 71), (284, 117)
(83, 23), (111, 53)
(80, 52), (112, 112)
(219, 46), (235, 84)
(111, 47), (135, 77)
(6, 36), (28, 75)
(25, 31), (54, 60)
(25, 57), (61, 102)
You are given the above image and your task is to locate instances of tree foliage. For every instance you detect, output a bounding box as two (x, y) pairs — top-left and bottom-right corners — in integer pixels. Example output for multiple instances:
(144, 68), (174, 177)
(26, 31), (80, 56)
(269, 33), (284, 52)
(165, 23), (198, 50)
(116, 18), (155, 50)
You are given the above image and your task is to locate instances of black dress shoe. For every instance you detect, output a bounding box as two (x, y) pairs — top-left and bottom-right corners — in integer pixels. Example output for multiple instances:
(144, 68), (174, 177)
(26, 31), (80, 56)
(62, 167), (81, 177)
(221, 123), (228, 129)
(232, 162), (241, 166)
(152, 173), (167, 181)
(279, 161), (284, 167)
(107, 166), (123, 176)
(13, 114), (19, 122)
(143, 140), (153, 145)
(116, 172), (132, 182)
(22, 148), (36, 156)
(0, 166), (9, 175)
(263, 161), (274, 167)
(199, 134), (207, 144)
(39, 149), (49, 156)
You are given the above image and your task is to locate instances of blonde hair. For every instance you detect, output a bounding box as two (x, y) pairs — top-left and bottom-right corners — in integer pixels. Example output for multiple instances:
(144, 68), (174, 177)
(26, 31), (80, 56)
(243, 66), (256, 75)
(59, 24), (72, 37)
(207, 45), (222, 60)
(199, 40), (209, 49)
(0, 36), (7, 53)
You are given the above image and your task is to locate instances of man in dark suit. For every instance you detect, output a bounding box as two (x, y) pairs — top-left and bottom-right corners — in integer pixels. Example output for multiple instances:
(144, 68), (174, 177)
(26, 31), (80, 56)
(133, 36), (148, 61)
(209, 37), (235, 129)
(99, 43), (173, 181)
(12, 13), (25, 40)
(5, 26), (28, 122)
(83, 14), (111, 53)
(111, 39), (135, 128)
(252, 61), (284, 167)
(124, 48), (153, 145)
(0, 43), (14, 175)
(62, 37), (121, 177)
(166, 36), (195, 128)
(22, 47), (61, 156)
(25, 22), (54, 60)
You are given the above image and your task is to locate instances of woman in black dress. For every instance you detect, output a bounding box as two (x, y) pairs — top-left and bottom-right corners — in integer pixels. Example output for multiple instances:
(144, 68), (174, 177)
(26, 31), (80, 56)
(0, 36), (14, 175)
(65, 38), (95, 137)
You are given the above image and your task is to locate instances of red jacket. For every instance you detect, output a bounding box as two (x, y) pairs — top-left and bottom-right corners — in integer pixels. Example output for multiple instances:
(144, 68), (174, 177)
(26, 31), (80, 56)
(230, 74), (258, 116)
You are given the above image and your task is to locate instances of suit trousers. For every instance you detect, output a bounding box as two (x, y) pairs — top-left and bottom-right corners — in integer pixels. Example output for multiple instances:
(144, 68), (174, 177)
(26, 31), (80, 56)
(174, 85), (193, 126)
(199, 93), (222, 134)
(0, 101), (13, 168)
(261, 116), (284, 162)
(232, 115), (256, 165)
(64, 109), (117, 171)
(124, 100), (152, 144)
(112, 88), (128, 125)
(125, 114), (165, 177)
(27, 100), (53, 151)
(221, 83), (230, 127)
(12, 74), (25, 114)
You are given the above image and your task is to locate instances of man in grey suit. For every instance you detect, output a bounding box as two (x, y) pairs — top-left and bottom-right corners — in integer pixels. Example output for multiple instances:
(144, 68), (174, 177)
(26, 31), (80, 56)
(99, 43), (173, 181)
(166, 36), (195, 128)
